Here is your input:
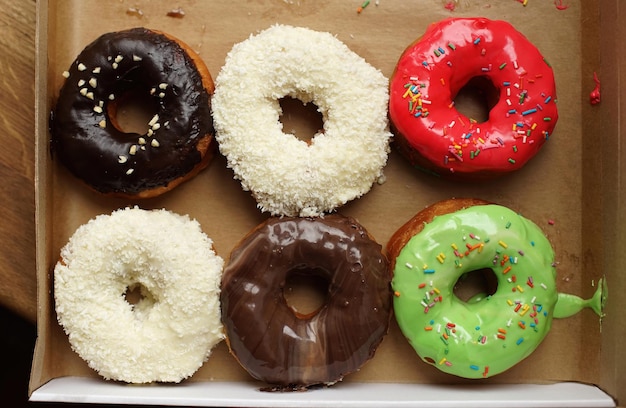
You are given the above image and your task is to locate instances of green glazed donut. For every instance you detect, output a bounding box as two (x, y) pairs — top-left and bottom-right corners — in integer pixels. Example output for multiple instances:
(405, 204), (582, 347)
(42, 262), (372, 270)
(388, 199), (605, 379)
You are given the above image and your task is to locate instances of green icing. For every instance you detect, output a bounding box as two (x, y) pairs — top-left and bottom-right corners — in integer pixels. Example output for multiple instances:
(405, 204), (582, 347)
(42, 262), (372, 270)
(391, 204), (603, 379)
(554, 278), (607, 318)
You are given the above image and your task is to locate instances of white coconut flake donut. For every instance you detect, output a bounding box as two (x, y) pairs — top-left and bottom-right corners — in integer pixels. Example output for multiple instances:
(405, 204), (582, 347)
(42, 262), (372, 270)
(54, 207), (224, 383)
(212, 25), (392, 217)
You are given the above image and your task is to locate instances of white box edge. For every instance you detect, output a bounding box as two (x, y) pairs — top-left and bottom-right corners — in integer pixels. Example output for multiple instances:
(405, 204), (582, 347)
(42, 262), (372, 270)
(29, 377), (616, 408)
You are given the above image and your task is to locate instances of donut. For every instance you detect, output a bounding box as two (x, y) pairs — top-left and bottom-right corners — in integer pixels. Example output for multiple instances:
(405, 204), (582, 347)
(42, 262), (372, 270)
(51, 28), (215, 198)
(54, 207), (224, 383)
(387, 198), (605, 378)
(211, 25), (392, 217)
(389, 18), (558, 179)
(220, 215), (392, 389)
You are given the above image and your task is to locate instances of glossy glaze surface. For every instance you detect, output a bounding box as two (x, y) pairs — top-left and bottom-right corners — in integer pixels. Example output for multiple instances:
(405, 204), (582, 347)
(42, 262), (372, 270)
(389, 18), (558, 179)
(221, 215), (392, 389)
(391, 204), (605, 379)
(392, 205), (557, 378)
(51, 28), (213, 195)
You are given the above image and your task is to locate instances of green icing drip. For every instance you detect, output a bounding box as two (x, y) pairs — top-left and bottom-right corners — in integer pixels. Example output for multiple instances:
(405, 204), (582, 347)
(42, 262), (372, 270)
(391, 204), (602, 379)
(554, 278), (607, 318)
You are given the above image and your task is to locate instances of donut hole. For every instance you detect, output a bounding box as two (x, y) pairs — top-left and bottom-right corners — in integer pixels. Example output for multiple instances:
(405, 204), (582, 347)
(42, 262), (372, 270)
(279, 96), (324, 144)
(107, 88), (161, 135)
(453, 76), (499, 123)
(453, 268), (498, 303)
(283, 267), (330, 318)
(123, 282), (156, 311)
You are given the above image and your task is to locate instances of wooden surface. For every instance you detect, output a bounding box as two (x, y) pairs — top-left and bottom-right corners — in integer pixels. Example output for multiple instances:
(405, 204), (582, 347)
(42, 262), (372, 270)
(0, 0), (37, 323)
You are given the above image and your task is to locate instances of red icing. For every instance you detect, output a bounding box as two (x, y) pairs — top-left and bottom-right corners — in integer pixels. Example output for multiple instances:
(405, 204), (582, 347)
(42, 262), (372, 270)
(389, 18), (558, 179)
(444, 1), (456, 11)
(554, 0), (569, 10)
(590, 71), (601, 105)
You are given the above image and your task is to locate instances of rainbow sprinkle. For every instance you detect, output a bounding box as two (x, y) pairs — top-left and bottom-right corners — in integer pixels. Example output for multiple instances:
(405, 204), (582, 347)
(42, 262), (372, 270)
(356, 0), (370, 13)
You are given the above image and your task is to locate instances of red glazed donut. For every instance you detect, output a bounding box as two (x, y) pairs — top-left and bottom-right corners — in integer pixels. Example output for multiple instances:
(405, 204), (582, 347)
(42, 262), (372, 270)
(389, 18), (558, 179)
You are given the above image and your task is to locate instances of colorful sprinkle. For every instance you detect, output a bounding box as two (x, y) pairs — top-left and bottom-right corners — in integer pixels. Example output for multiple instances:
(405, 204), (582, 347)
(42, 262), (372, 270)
(356, 0), (370, 13)
(444, 1), (457, 11)
(554, 0), (569, 10)
(522, 108), (538, 116)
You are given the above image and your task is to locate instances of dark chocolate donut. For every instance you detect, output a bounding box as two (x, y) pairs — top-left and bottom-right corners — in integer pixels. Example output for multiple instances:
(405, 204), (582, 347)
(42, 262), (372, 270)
(220, 215), (392, 390)
(51, 28), (214, 198)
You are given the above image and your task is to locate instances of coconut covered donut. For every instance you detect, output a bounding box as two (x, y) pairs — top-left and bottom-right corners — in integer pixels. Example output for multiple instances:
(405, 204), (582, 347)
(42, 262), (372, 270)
(54, 207), (224, 383)
(211, 25), (392, 217)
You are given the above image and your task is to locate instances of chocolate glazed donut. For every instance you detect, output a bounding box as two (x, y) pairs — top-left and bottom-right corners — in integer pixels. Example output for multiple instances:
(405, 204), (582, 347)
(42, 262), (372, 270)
(221, 215), (392, 390)
(51, 28), (214, 198)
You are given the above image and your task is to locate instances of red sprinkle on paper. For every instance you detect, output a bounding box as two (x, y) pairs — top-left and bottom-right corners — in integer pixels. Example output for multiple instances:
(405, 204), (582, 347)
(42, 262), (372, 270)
(590, 72), (601, 105)
(444, 1), (457, 11)
(554, 0), (569, 10)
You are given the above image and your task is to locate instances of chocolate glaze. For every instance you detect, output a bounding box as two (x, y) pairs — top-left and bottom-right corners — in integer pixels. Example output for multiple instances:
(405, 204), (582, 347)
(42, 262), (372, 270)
(51, 28), (213, 195)
(221, 215), (392, 389)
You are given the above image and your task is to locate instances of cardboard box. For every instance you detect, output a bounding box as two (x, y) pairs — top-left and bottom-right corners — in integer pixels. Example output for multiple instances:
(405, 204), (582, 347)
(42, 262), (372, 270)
(30, 0), (624, 406)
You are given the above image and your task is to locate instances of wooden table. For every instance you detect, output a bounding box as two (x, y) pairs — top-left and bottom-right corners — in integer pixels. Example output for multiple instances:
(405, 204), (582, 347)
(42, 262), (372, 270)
(0, 0), (37, 323)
